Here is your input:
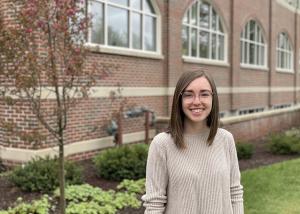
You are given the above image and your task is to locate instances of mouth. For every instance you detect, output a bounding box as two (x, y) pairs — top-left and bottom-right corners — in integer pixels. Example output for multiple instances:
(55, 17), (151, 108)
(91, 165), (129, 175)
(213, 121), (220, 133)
(190, 108), (205, 114)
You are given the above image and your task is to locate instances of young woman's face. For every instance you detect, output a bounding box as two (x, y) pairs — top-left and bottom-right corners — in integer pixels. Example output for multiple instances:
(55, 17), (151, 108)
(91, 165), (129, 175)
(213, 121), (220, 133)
(181, 76), (213, 126)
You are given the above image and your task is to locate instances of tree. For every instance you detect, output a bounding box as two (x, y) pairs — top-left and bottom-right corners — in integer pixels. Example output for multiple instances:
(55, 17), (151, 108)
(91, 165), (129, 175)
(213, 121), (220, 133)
(0, 0), (105, 213)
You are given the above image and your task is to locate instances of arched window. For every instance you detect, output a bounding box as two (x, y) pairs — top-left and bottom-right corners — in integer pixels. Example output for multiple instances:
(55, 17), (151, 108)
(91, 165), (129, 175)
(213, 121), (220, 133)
(240, 20), (266, 67)
(88, 0), (158, 52)
(182, 1), (226, 61)
(276, 32), (293, 71)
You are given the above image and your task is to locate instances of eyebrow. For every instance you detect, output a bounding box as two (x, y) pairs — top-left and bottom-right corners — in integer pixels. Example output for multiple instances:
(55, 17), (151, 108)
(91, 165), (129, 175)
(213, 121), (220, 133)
(183, 89), (212, 93)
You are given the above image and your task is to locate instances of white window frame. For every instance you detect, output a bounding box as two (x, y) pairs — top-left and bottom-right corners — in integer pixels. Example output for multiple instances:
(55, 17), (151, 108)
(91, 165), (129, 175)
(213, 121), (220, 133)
(86, 0), (162, 58)
(240, 20), (268, 70)
(276, 32), (294, 73)
(181, 1), (228, 65)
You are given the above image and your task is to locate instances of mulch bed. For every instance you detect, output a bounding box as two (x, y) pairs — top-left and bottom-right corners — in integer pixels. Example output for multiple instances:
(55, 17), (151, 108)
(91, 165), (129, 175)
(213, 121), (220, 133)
(0, 138), (299, 213)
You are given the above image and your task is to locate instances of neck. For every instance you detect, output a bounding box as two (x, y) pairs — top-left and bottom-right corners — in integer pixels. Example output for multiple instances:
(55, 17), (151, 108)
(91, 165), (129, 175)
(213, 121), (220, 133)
(184, 120), (209, 134)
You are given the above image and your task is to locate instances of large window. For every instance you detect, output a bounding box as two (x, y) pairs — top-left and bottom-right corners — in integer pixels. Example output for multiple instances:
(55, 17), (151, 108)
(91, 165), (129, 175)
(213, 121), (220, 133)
(276, 32), (293, 71)
(88, 0), (158, 52)
(240, 20), (267, 67)
(182, 1), (226, 61)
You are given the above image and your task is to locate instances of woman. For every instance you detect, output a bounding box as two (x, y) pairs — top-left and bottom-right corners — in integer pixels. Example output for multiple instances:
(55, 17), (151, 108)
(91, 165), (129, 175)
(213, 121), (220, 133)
(142, 70), (244, 214)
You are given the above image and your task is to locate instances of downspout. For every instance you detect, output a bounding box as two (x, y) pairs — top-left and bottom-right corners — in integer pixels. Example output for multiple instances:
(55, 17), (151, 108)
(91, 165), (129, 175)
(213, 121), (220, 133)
(229, 0), (235, 111)
(166, 0), (170, 116)
(294, 0), (299, 104)
(268, 0), (273, 108)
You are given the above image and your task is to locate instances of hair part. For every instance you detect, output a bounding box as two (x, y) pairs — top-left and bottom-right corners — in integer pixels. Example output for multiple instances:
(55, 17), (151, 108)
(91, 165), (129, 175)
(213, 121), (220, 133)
(168, 70), (220, 149)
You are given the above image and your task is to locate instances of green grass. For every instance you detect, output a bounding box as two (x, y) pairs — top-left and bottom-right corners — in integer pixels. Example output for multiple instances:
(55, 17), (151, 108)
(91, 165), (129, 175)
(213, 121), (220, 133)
(242, 158), (300, 214)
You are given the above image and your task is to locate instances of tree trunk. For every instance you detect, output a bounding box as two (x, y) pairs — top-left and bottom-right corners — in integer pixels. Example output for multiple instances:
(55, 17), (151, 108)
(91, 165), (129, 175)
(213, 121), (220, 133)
(58, 136), (66, 214)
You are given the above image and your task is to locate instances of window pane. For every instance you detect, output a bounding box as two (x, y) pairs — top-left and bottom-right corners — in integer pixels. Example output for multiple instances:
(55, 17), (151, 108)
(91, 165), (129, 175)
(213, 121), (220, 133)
(144, 16), (156, 51)
(200, 3), (209, 29)
(191, 3), (198, 25)
(281, 51), (284, 68)
(90, 1), (104, 44)
(261, 46), (265, 65)
(240, 40), (243, 63)
(191, 28), (197, 57)
(200, 31), (209, 58)
(245, 23), (249, 39)
(279, 34), (284, 49)
(277, 50), (280, 68)
(212, 9), (217, 31)
(109, 0), (129, 6)
(144, 0), (155, 14)
(211, 34), (217, 59)
(218, 18), (223, 32)
(245, 42), (249, 63)
(256, 45), (260, 65)
(249, 43), (255, 64)
(183, 11), (189, 24)
(108, 6), (129, 47)
(182, 26), (189, 55)
(249, 21), (255, 41)
(131, 0), (141, 10)
(132, 13), (142, 49)
(218, 35), (224, 60)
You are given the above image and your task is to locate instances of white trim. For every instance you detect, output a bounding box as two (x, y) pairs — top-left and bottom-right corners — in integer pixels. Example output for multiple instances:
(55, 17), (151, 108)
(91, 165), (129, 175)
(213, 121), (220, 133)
(182, 56), (229, 67)
(240, 64), (269, 71)
(276, 68), (295, 73)
(182, 1), (227, 62)
(0, 129), (156, 163)
(2, 86), (300, 100)
(85, 43), (164, 59)
(87, 0), (161, 54)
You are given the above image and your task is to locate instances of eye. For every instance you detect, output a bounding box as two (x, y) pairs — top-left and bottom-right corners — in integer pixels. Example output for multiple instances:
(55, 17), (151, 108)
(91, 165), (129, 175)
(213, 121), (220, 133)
(200, 91), (212, 97)
(182, 92), (194, 98)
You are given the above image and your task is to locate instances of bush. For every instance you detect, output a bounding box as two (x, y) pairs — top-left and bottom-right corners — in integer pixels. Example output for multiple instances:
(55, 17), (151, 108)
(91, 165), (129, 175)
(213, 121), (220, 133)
(0, 159), (6, 174)
(54, 184), (141, 214)
(268, 130), (300, 155)
(9, 156), (83, 192)
(0, 195), (50, 214)
(93, 144), (149, 181)
(236, 142), (254, 160)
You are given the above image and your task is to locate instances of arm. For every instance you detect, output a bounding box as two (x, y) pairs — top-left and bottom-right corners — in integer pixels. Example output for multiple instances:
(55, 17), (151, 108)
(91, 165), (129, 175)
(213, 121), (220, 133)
(141, 136), (168, 214)
(228, 134), (244, 214)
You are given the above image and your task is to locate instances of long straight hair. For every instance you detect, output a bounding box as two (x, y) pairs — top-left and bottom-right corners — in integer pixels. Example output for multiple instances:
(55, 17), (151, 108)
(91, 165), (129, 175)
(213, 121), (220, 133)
(168, 70), (219, 149)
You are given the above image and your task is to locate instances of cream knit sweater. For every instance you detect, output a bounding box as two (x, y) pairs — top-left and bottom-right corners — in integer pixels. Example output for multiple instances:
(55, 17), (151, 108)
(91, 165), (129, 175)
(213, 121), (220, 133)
(142, 128), (244, 214)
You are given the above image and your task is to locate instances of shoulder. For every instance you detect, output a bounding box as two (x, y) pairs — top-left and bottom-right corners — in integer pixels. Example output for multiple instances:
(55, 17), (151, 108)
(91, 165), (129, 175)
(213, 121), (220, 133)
(216, 128), (234, 141)
(151, 132), (173, 149)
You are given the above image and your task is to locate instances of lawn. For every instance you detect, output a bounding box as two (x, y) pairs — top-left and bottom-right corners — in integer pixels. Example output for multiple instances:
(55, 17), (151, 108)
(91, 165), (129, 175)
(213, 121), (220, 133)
(242, 158), (300, 214)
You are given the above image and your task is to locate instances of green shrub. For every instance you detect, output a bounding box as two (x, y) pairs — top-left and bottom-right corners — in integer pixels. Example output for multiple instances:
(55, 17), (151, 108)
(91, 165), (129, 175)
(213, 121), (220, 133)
(54, 184), (141, 214)
(268, 131), (300, 155)
(0, 195), (50, 214)
(9, 156), (83, 192)
(93, 144), (149, 181)
(117, 178), (146, 194)
(236, 142), (254, 160)
(0, 159), (6, 174)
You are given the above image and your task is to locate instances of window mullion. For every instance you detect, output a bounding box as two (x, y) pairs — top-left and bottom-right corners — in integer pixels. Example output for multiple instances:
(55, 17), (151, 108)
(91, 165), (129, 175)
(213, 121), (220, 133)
(209, 6), (212, 59)
(129, 8), (132, 49)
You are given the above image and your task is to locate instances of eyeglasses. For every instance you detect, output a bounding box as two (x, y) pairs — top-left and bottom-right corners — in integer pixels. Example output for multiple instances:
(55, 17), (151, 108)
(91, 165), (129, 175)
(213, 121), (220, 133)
(181, 90), (213, 103)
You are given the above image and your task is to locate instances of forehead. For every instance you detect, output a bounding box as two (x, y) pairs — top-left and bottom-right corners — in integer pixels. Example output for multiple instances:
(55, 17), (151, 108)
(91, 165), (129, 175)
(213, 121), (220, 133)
(185, 76), (212, 91)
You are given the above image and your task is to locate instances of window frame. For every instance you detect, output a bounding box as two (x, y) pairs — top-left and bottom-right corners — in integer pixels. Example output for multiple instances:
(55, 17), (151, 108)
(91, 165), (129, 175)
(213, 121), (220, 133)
(86, 0), (162, 58)
(240, 20), (267, 70)
(276, 32), (294, 73)
(181, 1), (228, 65)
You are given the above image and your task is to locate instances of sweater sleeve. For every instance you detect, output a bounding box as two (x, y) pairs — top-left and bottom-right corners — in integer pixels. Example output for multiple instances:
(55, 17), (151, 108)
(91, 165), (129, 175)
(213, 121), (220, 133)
(228, 133), (244, 214)
(141, 136), (168, 214)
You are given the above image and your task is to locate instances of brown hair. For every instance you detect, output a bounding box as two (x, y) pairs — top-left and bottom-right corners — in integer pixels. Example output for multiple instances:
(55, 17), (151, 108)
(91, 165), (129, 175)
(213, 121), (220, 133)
(168, 70), (219, 148)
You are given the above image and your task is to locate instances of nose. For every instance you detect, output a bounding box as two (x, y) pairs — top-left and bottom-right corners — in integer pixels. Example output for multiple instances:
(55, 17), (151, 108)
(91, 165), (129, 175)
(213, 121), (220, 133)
(193, 95), (201, 104)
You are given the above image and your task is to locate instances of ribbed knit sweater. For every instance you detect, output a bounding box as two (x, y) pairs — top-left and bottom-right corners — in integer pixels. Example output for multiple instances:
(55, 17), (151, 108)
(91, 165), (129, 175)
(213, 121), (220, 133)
(142, 128), (244, 214)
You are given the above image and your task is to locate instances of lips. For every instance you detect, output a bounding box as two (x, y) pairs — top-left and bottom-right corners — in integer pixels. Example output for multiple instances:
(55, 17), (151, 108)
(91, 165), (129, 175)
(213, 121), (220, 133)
(190, 108), (205, 114)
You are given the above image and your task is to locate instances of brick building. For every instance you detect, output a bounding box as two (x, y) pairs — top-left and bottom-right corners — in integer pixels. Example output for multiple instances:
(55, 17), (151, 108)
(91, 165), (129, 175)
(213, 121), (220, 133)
(1, 0), (300, 165)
